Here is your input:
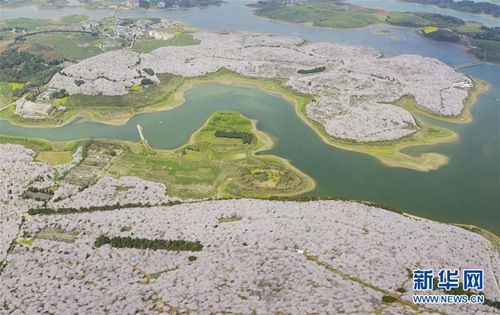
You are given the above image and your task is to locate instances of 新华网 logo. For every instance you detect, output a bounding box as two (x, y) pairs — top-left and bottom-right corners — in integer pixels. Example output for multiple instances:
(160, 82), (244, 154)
(411, 269), (484, 305)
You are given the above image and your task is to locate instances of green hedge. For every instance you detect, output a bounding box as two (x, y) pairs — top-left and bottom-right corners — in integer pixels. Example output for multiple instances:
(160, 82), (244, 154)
(214, 129), (253, 144)
(94, 235), (203, 251)
(27, 200), (182, 216)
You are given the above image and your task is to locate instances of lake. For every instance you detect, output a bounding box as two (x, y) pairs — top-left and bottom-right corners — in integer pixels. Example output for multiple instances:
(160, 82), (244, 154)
(0, 1), (498, 233)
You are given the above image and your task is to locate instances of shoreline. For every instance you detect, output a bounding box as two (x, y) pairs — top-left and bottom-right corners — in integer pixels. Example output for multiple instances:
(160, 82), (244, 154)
(105, 110), (317, 196)
(294, 103), (456, 172)
(403, 212), (500, 239)
(0, 69), (486, 172)
(248, 119), (317, 196)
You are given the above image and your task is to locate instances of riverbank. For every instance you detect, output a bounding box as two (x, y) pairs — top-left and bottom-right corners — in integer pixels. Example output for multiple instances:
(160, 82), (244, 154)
(1, 68), (484, 172)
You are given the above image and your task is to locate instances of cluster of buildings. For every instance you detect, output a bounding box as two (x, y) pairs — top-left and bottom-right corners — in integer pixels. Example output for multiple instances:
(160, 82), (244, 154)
(13, 99), (53, 119)
(13, 88), (67, 120)
(80, 18), (179, 47)
(80, 18), (179, 42)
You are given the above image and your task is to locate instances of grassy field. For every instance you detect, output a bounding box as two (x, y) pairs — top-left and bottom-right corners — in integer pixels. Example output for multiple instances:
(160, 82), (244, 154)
(453, 22), (485, 34)
(218, 215), (243, 223)
(385, 12), (430, 27)
(254, 3), (384, 29)
(106, 111), (314, 199)
(58, 15), (88, 26)
(469, 40), (500, 63)
(24, 33), (103, 61)
(8, 82), (24, 90)
(0, 135), (54, 152)
(35, 151), (72, 166)
(0, 17), (55, 31)
(0, 82), (14, 107)
(162, 31), (200, 46)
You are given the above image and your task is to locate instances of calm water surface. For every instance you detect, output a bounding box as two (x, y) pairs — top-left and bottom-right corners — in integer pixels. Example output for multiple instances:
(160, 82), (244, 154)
(1, 81), (498, 233)
(0, 1), (498, 233)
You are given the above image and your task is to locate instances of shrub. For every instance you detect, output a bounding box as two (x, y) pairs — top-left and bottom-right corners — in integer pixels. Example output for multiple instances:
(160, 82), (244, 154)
(297, 66), (326, 75)
(142, 68), (154, 76)
(94, 234), (203, 252)
(51, 89), (68, 99)
(188, 255), (197, 261)
(382, 295), (397, 303)
(140, 78), (153, 85)
(214, 129), (253, 144)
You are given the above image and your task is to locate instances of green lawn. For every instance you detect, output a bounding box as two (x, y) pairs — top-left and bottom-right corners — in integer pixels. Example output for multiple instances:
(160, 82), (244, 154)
(385, 12), (430, 27)
(219, 215), (243, 223)
(131, 39), (171, 53)
(475, 39), (500, 52)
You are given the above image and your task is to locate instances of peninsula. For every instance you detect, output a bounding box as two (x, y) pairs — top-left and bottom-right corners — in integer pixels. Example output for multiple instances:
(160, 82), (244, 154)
(0, 143), (499, 314)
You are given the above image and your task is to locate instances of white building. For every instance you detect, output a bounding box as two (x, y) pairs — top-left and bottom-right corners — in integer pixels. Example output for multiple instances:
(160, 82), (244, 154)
(149, 30), (173, 40)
